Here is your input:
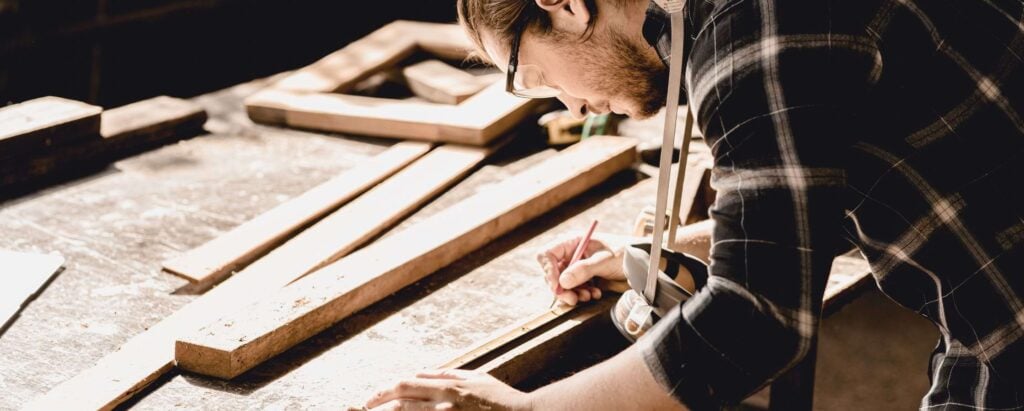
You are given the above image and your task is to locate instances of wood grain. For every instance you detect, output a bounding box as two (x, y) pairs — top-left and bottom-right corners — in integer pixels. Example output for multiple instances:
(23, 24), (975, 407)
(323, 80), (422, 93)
(161, 142), (432, 289)
(174, 136), (638, 379)
(24, 143), (491, 411)
(0, 96), (101, 159)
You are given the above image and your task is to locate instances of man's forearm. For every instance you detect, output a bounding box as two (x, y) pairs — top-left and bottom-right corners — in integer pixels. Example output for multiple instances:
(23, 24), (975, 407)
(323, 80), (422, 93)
(526, 343), (686, 410)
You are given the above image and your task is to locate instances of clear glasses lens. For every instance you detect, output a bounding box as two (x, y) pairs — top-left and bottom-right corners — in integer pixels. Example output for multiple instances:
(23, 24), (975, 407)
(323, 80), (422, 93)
(511, 65), (560, 99)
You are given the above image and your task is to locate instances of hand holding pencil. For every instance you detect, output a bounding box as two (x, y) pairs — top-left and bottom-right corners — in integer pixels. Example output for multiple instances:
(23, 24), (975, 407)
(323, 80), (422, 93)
(537, 220), (629, 307)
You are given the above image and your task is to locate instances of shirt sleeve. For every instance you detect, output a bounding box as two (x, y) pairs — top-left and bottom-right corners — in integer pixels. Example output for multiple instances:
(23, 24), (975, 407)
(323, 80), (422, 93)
(638, 0), (883, 406)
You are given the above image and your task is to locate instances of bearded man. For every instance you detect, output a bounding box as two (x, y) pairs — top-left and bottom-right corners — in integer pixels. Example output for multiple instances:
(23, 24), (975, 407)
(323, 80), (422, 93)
(366, 0), (1024, 409)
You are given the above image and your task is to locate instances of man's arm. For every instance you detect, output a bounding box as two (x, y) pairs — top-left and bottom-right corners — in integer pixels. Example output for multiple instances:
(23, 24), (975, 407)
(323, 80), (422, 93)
(528, 343), (685, 410)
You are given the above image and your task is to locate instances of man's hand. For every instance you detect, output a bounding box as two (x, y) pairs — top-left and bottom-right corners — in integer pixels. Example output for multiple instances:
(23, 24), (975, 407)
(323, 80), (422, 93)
(536, 235), (628, 306)
(365, 369), (532, 411)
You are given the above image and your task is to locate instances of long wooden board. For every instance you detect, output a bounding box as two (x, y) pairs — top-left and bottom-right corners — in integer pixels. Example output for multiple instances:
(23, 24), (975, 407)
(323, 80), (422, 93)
(0, 250), (65, 332)
(245, 82), (541, 146)
(174, 136), (638, 379)
(24, 144), (490, 411)
(0, 96), (206, 189)
(0, 96), (101, 159)
(161, 142), (432, 289)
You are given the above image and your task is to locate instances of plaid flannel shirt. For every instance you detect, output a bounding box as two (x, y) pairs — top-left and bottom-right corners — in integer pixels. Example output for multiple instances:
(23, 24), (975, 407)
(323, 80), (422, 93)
(638, 0), (1024, 408)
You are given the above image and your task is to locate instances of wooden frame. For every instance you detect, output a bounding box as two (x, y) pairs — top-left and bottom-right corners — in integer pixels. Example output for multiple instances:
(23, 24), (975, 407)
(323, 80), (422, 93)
(245, 21), (545, 146)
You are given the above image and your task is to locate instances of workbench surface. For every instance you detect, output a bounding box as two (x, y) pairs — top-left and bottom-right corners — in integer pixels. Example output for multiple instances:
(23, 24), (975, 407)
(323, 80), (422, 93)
(0, 79), (653, 409)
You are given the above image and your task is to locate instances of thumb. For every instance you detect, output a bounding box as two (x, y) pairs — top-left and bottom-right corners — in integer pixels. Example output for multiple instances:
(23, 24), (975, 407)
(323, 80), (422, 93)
(559, 249), (615, 289)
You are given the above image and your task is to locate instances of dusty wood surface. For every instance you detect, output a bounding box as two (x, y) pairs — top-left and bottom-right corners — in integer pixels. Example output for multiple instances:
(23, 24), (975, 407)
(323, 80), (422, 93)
(0, 250), (65, 333)
(0, 77), (656, 409)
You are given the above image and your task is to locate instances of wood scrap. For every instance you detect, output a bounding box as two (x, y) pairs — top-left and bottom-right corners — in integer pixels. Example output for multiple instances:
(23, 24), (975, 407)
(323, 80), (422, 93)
(174, 136), (638, 379)
(270, 21), (471, 94)
(0, 250), (64, 332)
(24, 144), (491, 411)
(0, 96), (206, 190)
(161, 142), (432, 289)
(245, 82), (542, 146)
(0, 96), (101, 159)
(402, 60), (490, 105)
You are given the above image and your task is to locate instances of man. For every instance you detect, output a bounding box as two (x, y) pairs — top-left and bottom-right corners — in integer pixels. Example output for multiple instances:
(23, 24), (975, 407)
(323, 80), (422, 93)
(366, 0), (1024, 408)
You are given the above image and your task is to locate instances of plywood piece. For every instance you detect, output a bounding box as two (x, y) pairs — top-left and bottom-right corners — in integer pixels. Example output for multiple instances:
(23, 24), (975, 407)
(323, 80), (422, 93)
(161, 142), (432, 289)
(0, 96), (101, 158)
(0, 250), (64, 331)
(245, 82), (541, 146)
(24, 144), (491, 411)
(174, 136), (638, 379)
(0, 96), (206, 189)
(270, 21), (471, 94)
(403, 60), (489, 105)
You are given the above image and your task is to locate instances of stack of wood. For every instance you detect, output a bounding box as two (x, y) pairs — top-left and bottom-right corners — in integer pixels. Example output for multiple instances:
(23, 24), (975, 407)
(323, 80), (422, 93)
(0, 95), (208, 196)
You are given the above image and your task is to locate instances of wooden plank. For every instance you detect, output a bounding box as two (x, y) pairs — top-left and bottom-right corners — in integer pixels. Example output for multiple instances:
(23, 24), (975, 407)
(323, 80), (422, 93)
(0, 250), (64, 332)
(0, 96), (206, 189)
(0, 96), (101, 159)
(402, 60), (489, 105)
(24, 143), (490, 411)
(161, 142), (432, 289)
(440, 298), (614, 385)
(270, 21), (471, 94)
(173, 136), (638, 379)
(245, 82), (542, 146)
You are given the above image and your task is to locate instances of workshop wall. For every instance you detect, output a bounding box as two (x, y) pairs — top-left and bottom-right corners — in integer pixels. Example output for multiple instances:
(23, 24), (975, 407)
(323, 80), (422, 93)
(0, 0), (456, 107)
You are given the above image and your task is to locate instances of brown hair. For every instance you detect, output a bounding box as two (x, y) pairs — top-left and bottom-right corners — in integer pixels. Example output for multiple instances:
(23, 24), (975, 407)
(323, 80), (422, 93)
(456, 0), (600, 64)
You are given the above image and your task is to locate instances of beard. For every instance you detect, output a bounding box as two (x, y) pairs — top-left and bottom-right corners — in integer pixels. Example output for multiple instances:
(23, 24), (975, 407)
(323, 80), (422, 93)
(560, 27), (668, 119)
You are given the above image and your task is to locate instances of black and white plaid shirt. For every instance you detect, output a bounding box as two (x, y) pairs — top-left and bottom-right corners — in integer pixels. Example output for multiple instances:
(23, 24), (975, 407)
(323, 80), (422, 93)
(638, 0), (1024, 408)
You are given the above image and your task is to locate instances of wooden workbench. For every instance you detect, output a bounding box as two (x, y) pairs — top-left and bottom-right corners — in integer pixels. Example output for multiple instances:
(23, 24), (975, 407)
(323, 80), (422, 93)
(0, 78), (658, 409)
(0, 77), (870, 409)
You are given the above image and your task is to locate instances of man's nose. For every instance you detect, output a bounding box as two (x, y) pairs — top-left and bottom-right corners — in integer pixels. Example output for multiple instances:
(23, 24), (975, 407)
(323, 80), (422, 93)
(557, 94), (588, 119)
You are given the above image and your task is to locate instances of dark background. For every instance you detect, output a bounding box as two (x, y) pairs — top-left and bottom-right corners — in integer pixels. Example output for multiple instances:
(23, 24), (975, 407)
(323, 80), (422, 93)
(0, 0), (456, 108)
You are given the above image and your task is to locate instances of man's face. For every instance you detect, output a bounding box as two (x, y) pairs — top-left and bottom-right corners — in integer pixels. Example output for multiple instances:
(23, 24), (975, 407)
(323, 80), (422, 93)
(481, 21), (667, 119)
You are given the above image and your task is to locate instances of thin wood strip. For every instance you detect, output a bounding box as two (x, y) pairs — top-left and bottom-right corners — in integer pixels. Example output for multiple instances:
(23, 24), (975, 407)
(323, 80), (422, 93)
(440, 304), (578, 370)
(25, 144), (492, 411)
(475, 298), (614, 385)
(173, 136), (638, 379)
(0, 250), (65, 332)
(161, 141), (432, 289)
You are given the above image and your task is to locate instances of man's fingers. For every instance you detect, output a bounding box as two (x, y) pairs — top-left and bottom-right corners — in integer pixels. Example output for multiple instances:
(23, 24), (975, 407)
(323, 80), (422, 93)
(415, 369), (474, 380)
(557, 289), (579, 306)
(367, 379), (449, 408)
(370, 399), (446, 411)
(558, 249), (615, 289)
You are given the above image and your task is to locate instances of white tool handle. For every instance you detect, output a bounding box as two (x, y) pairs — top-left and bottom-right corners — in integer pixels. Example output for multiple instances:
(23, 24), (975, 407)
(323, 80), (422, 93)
(645, 2), (689, 303)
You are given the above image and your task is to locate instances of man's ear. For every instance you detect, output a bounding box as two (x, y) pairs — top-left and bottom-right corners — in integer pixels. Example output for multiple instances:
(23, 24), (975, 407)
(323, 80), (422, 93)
(535, 0), (591, 34)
